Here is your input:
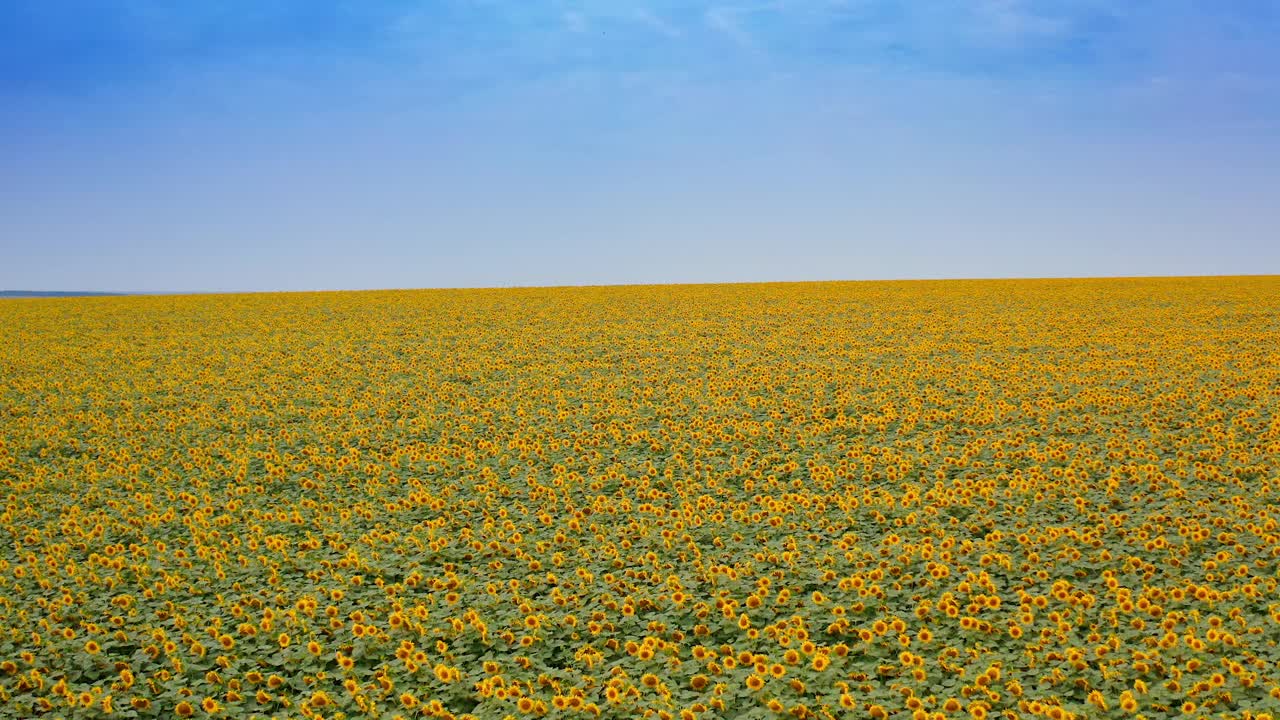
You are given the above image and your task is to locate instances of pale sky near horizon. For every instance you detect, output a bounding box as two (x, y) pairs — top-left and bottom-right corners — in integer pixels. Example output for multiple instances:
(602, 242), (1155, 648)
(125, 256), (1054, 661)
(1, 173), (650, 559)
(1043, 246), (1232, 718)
(2, 1), (1278, 292)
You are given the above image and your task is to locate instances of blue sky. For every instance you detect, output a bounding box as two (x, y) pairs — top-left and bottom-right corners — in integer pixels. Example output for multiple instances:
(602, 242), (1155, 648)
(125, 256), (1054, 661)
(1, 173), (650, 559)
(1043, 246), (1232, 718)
(2, 1), (1278, 291)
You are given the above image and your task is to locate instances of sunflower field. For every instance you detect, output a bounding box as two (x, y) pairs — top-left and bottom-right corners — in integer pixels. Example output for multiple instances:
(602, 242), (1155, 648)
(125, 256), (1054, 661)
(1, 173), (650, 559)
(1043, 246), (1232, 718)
(2, 277), (1279, 720)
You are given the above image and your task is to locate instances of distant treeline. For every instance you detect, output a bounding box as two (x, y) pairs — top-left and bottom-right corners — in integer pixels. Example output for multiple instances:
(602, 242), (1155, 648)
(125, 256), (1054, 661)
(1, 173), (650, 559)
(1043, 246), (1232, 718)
(0, 291), (125, 297)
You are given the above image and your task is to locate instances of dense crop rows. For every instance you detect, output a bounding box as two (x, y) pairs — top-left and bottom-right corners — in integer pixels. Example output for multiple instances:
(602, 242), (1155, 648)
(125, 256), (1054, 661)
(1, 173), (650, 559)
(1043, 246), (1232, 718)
(2, 277), (1279, 720)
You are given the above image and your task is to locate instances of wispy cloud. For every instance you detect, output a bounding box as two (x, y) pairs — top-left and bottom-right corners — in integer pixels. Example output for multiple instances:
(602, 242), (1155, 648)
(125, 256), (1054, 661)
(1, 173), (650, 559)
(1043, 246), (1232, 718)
(971, 0), (1072, 43)
(633, 8), (681, 38)
(563, 11), (588, 33)
(705, 7), (752, 48)
(6, 0), (1277, 138)
(705, 5), (766, 51)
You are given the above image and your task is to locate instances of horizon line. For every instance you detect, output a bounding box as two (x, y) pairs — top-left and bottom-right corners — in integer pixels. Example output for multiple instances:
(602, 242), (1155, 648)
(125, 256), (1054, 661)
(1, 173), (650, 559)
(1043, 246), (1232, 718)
(3, 272), (1278, 300)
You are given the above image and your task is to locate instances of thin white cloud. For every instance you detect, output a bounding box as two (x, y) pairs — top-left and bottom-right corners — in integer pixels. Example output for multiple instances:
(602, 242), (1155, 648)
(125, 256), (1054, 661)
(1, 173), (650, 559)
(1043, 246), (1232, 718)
(633, 8), (681, 38)
(972, 0), (1070, 42)
(563, 10), (588, 33)
(705, 6), (754, 48)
